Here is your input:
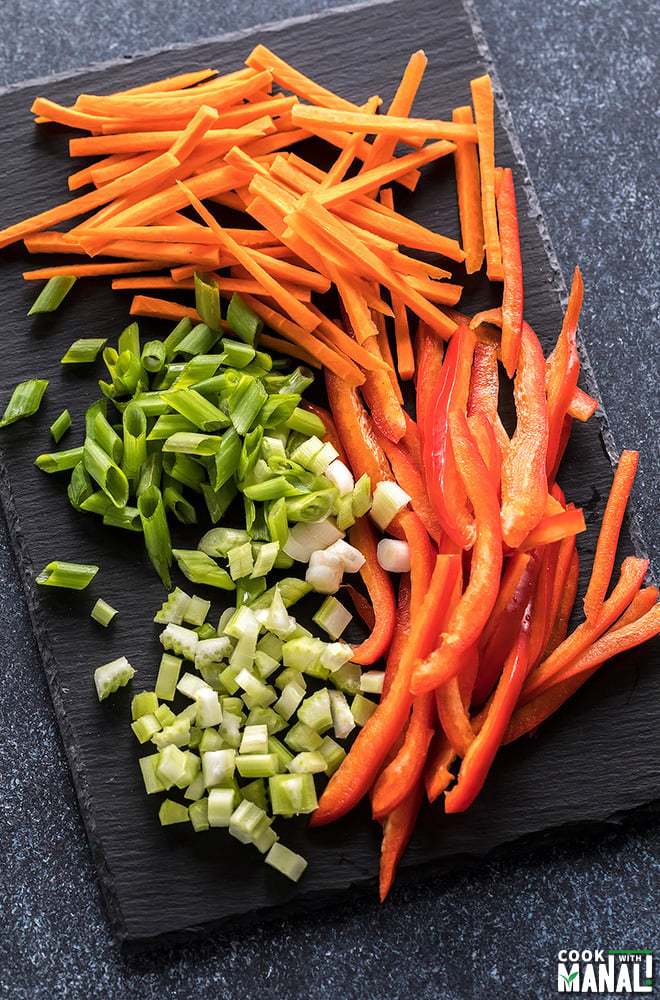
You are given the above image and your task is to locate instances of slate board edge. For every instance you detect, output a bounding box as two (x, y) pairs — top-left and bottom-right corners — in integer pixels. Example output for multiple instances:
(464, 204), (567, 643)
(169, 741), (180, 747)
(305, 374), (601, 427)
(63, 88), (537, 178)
(0, 0), (655, 947)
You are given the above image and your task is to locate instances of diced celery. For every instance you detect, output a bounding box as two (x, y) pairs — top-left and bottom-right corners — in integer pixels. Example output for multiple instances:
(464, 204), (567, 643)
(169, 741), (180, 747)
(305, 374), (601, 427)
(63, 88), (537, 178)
(159, 799), (189, 826)
(154, 703), (176, 729)
(183, 594), (211, 627)
(284, 721), (323, 753)
(240, 778), (269, 813)
(156, 744), (189, 786)
(269, 772), (318, 815)
(160, 623), (199, 661)
(202, 748), (236, 789)
(360, 670), (386, 695)
(131, 713), (162, 744)
(317, 735), (346, 776)
(207, 787), (236, 827)
(239, 724), (269, 756)
(138, 753), (167, 795)
(184, 770), (207, 803)
(328, 689), (356, 740)
(265, 842), (308, 881)
(198, 727), (225, 753)
(273, 681), (306, 722)
(330, 661), (363, 696)
(131, 690), (159, 721)
(297, 689), (333, 733)
(189, 796), (210, 832)
(313, 596), (352, 640)
(351, 692), (378, 727)
(287, 751), (327, 774)
(229, 799), (271, 844)
(235, 753), (280, 778)
(154, 587), (191, 625)
(155, 653), (182, 701)
(151, 716), (191, 749)
(195, 688), (223, 729)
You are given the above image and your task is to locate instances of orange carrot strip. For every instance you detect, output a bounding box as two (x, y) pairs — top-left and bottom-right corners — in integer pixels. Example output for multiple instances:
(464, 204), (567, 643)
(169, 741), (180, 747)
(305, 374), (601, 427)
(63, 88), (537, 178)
(361, 49), (429, 174)
(469, 74), (504, 282)
(178, 180), (319, 333)
(30, 97), (113, 131)
(257, 333), (320, 368)
(583, 450), (639, 619)
(112, 276), (195, 290)
(23, 260), (161, 280)
(248, 248), (331, 293)
(129, 295), (201, 323)
(290, 104), (477, 143)
(452, 105), (485, 274)
(496, 166), (524, 375)
(321, 94), (382, 187)
(0, 151), (181, 250)
(106, 68), (219, 96)
(331, 265), (380, 344)
(168, 103), (220, 160)
(371, 309), (404, 406)
(338, 196), (465, 261)
(307, 306), (392, 373)
(245, 44), (362, 113)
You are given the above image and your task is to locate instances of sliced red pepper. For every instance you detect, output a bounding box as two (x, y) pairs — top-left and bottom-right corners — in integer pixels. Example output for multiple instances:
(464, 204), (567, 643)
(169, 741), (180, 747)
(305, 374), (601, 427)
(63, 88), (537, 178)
(397, 507), (438, 618)
(496, 166), (524, 378)
(467, 410), (502, 495)
(378, 776), (425, 902)
(545, 266), (583, 476)
(310, 554), (459, 827)
(341, 582), (376, 630)
(348, 516), (396, 666)
(370, 691), (435, 820)
(325, 367), (394, 487)
(382, 573), (412, 699)
(517, 506), (586, 552)
(414, 318), (445, 438)
(544, 544), (580, 657)
(422, 322), (477, 549)
(300, 399), (349, 464)
(401, 412), (423, 469)
(568, 385), (599, 422)
(411, 411), (503, 694)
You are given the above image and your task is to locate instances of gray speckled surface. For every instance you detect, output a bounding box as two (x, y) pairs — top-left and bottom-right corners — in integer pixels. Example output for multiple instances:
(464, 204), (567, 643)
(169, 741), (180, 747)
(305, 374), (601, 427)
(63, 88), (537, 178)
(0, 0), (658, 997)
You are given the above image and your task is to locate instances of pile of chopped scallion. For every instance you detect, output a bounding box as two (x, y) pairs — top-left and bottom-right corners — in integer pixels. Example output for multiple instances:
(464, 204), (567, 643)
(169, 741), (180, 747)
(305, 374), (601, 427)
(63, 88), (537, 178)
(8, 273), (384, 882)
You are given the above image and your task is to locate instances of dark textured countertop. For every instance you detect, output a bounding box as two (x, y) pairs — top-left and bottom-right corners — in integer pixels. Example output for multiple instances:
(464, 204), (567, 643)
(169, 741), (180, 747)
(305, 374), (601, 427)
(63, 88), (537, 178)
(1, 1), (658, 997)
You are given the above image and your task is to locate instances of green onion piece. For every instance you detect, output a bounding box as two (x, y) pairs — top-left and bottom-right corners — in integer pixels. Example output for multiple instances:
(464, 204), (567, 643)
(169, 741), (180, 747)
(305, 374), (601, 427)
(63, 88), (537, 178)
(198, 526), (251, 558)
(283, 406), (326, 437)
(79, 491), (114, 516)
(158, 799), (189, 826)
(227, 541), (254, 581)
(228, 375), (268, 435)
(226, 292), (263, 345)
(352, 473), (372, 517)
(370, 480), (411, 530)
(83, 437), (129, 508)
(161, 451), (205, 492)
(28, 275), (76, 314)
(170, 355), (221, 391)
(0, 378), (48, 428)
(138, 485), (172, 588)
(35, 446), (84, 474)
(67, 462), (94, 509)
(36, 560), (99, 590)
(91, 598), (118, 627)
(121, 401), (147, 487)
(60, 338), (107, 364)
(237, 426), (264, 481)
(130, 391), (170, 417)
(208, 428), (241, 490)
(147, 414), (197, 441)
(236, 577), (267, 606)
(221, 338), (256, 369)
(175, 322), (219, 359)
(194, 272), (222, 331)
(285, 488), (338, 523)
(90, 409), (123, 465)
(163, 482), (198, 525)
(172, 549), (235, 590)
(251, 541), (280, 578)
(103, 505), (142, 532)
(155, 653), (183, 701)
(136, 450), (162, 496)
(162, 317), (193, 361)
(201, 480), (237, 525)
(93, 655), (135, 701)
(118, 322), (140, 357)
(141, 339), (167, 373)
(49, 409), (72, 444)
(161, 431), (223, 457)
(161, 388), (230, 433)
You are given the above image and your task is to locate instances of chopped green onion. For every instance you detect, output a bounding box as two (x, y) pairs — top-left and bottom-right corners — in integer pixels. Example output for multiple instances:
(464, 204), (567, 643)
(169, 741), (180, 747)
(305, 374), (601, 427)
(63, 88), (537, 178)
(283, 406), (326, 438)
(60, 338), (107, 364)
(147, 414), (196, 441)
(91, 598), (118, 627)
(138, 486), (172, 588)
(49, 409), (72, 444)
(175, 322), (219, 359)
(0, 378), (48, 428)
(94, 655), (135, 701)
(226, 292), (263, 345)
(35, 446), (84, 474)
(140, 339), (167, 373)
(118, 322), (140, 357)
(228, 375), (268, 434)
(83, 437), (129, 508)
(351, 473), (372, 518)
(370, 480), (411, 530)
(198, 525), (251, 558)
(67, 463), (94, 509)
(28, 275), (76, 314)
(121, 401), (148, 487)
(172, 549), (235, 590)
(36, 560), (99, 589)
(221, 338), (256, 368)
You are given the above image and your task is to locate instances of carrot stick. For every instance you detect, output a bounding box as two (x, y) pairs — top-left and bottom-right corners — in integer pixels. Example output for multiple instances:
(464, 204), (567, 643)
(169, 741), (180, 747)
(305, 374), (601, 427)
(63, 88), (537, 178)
(321, 94), (382, 188)
(129, 295), (201, 323)
(290, 104), (477, 144)
(452, 104), (485, 274)
(496, 166), (524, 375)
(469, 74), (504, 282)
(168, 103), (220, 160)
(583, 450), (639, 619)
(361, 49), (429, 174)
(23, 260), (162, 280)
(245, 44), (362, 113)
(256, 332), (320, 368)
(518, 507), (586, 552)
(110, 68), (219, 96)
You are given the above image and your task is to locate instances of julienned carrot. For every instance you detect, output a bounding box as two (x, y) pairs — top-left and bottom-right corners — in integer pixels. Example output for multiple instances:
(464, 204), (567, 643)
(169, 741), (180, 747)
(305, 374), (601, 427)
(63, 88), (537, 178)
(256, 332), (320, 368)
(23, 260), (162, 280)
(246, 44), (363, 114)
(361, 49), (429, 173)
(321, 94), (382, 188)
(583, 450), (639, 620)
(452, 105), (485, 274)
(469, 74), (504, 282)
(290, 103), (477, 144)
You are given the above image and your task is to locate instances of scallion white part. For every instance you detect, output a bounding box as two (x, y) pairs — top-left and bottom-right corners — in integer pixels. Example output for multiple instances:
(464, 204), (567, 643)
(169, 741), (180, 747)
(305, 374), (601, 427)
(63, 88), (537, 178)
(324, 459), (354, 496)
(370, 480), (411, 530)
(377, 537), (412, 573)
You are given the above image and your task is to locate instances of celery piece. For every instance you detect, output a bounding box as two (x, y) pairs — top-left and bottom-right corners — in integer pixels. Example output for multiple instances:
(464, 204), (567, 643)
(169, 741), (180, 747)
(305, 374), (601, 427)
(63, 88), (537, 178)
(158, 799), (189, 826)
(35, 447), (85, 474)
(139, 753), (167, 795)
(328, 689), (355, 740)
(229, 799), (272, 844)
(360, 670), (386, 695)
(60, 338), (107, 364)
(265, 842), (308, 882)
(284, 721), (323, 753)
(273, 681), (306, 722)
(227, 541), (254, 581)
(49, 409), (72, 444)
(37, 560), (98, 590)
(151, 716), (191, 749)
(94, 655), (135, 701)
(240, 778), (269, 813)
(235, 753), (280, 779)
(226, 292), (263, 345)
(138, 486), (172, 589)
(184, 770), (206, 803)
(207, 787), (236, 827)
(330, 661), (363, 696)
(156, 744), (190, 786)
(131, 690), (159, 721)
(317, 735), (346, 776)
(239, 724), (269, 756)
(246, 705), (286, 735)
(269, 772), (318, 815)
(131, 713), (162, 744)
(176, 671), (211, 700)
(154, 703), (176, 729)
(90, 597), (118, 627)
(235, 669), (277, 709)
(297, 689), (333, 733)
(198, 727), (225, 753)
(0, 378), (48, 428)
(182, 594), (211, 628)
(28, 275), (76, 314)
(267, 735), (295, 772)
(189, 797), (209, 832)
(173, 549), (235, 591)
(320, 642), (353, 673)
(194, 272), (222, 331)
(195, 636), (232, 670)
(282, 637), (327, 672)
(250, 541), (280, 579)
(287, 751), (328, 774)
(195, 688), (223, 729)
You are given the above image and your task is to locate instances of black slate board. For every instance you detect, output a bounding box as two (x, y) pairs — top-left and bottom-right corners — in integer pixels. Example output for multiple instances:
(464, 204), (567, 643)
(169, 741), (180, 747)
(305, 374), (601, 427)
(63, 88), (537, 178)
(1, 0), (658, 947)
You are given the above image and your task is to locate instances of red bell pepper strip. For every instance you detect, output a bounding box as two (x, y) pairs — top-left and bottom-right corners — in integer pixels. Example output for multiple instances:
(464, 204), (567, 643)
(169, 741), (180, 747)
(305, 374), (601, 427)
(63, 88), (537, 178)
(348, 516), (396, 666)
(360, 335), (408, 443)
(569, 385), (599, 422)
(402, 411), (423, 469)
(370, 691), (435, 820)
(325, 367), (394, 487)
(496, 166), (524, 378)
(518, 506), (586, 552)
(378, 776), (425, 902)
(544, 544), (580, 657)
(472, 549), (538, 707)
(411, 411), (503, 694)
(397, 507), (438, 618)
(414, 319), (445, 440)
(381, 573), (412, 699)
(300, 400), (348, 464)
(310, 554), (459, 827)
(468, 339), (509, 453)
(545, 266), (583, 476)
(374, 427), (445, 544)
(503, 602), (660, 744)
(520, 555), (650, 704)
(422, 322), (477, 549)
(583, 449), (638, 620)
(445, 603), (532, 813)
(467, 410), (502, 495)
